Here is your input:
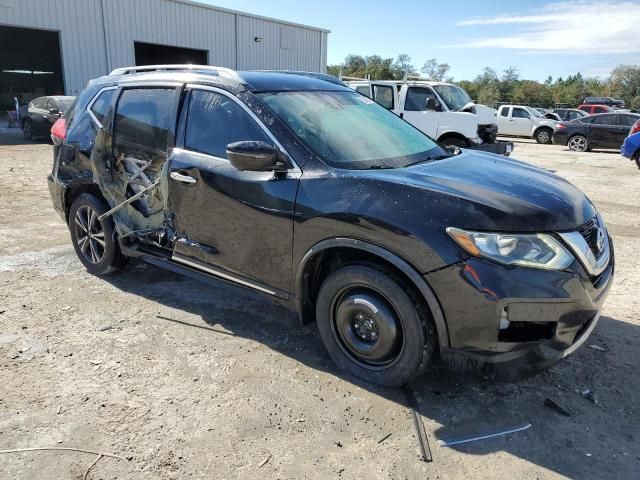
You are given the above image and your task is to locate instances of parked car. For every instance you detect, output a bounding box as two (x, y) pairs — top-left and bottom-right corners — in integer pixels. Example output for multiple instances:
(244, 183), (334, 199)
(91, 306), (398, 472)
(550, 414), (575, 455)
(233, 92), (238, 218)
(534, 108), (562, 121)
(344, 78), (512, 155)
(583, 96), (625, 109)
(578, 104), (614, 115)
(621, 119), (640, 168)
(497, 105), (558, 143)
(22, 95), (75, 140)
(553, 108), (589, 122)
(552, 112), (640, 152)
(48, 65), (613, 386)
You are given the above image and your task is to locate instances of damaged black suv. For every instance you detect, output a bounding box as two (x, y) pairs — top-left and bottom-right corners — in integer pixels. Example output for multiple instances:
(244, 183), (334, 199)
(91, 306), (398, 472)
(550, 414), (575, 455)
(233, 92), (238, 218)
(48, 65), (613, 386)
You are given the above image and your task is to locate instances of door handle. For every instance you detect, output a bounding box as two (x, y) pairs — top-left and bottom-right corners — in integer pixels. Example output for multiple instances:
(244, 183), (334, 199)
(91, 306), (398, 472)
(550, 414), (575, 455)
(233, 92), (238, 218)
(170, 171), (197, 185)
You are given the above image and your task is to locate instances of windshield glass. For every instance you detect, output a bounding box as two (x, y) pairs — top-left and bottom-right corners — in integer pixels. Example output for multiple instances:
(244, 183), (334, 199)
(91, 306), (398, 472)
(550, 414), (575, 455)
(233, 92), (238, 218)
(260, 91), (447, 169)
(432, 84), (472, 111)
(529, 107), (542, 118)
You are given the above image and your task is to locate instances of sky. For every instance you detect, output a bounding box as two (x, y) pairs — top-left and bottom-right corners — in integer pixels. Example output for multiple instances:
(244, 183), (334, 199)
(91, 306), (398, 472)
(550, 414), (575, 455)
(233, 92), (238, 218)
(202, 0), (640, 81)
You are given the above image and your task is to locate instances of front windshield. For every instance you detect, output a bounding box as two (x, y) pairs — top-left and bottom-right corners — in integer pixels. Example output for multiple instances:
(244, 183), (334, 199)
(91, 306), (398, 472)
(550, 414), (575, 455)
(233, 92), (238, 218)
(529, 108), (542, 118)
(260, 90), (447, 169)
(432, 84), (472, 111)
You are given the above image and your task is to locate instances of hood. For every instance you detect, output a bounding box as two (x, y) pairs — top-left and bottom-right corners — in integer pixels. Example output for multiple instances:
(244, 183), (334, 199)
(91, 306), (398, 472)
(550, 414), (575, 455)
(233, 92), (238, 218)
(534, 117), (558, 127)
(371, 151), (595, 232)
(473, 103), (498, 126)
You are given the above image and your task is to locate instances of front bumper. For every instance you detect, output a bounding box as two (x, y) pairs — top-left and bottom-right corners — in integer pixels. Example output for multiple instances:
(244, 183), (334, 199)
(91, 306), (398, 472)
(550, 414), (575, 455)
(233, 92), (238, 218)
(469, 140), (514, 156)
(426, 242), (614, 380)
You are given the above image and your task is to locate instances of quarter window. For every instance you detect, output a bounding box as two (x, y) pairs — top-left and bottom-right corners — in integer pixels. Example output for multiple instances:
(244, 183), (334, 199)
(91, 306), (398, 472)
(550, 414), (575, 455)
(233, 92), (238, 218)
(372, 85), (394, 109)
(90, 88), (117, 127)
(500, 107), (509, 117)
(185, 90), (272, 158)
(404, 87), (438, 111)
(113, 88), (176, 153)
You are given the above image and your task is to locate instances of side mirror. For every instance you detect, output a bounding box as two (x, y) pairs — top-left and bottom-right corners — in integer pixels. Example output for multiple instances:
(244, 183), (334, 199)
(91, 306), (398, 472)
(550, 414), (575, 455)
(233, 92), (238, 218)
(425, 97), (440, 111)
(226, 141), (284, 172)
(48, 108), (60, 116)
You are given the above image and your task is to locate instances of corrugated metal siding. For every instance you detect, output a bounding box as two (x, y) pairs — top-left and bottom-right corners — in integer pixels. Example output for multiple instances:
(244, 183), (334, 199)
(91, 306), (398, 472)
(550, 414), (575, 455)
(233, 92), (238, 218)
(0, 0), (327, 94)
(236, 15), (324, 72)
(0, 0), (108, 94)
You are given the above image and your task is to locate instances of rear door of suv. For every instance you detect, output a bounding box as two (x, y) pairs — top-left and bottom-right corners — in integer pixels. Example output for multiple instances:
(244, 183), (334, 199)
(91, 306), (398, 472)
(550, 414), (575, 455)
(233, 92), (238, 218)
(166, 85), (300, 295)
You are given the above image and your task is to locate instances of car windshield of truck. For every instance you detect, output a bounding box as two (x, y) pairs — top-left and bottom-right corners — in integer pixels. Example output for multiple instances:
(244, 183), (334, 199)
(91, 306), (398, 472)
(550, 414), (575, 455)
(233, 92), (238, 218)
(529, 108), (542, 118)
(260, 90), (448, 169)
(432, 84), (472, 111)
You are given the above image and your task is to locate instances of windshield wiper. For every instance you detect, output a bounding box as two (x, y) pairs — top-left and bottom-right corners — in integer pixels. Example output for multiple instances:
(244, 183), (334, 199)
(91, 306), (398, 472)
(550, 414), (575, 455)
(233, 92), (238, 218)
(404, 154), (452, 168)
(365, 165), (394, 170)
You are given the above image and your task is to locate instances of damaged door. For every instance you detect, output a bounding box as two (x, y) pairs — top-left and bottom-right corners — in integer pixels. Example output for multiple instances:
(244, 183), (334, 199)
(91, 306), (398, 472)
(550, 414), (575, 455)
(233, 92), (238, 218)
(91, 86), (181, 240)
(167, 86), (300, 295)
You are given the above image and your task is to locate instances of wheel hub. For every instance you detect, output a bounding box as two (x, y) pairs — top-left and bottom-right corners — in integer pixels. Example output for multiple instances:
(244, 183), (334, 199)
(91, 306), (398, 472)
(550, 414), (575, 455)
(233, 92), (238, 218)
(75, 205), (106, 264)
(331, 288), (403, 367)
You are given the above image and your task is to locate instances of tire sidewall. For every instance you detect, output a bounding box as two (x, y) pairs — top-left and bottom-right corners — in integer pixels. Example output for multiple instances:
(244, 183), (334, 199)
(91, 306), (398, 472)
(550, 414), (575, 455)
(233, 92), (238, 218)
(315, 265), (432, 387)
(568, 135), (587, 152)
(68, 193), (120, 275)
(535, 128), (551, 144)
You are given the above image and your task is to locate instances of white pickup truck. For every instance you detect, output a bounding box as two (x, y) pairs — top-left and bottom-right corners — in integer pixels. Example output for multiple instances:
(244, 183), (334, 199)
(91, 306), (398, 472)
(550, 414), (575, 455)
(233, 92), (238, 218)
(497, 105), (558, 144)
(344, 78), (513, 155)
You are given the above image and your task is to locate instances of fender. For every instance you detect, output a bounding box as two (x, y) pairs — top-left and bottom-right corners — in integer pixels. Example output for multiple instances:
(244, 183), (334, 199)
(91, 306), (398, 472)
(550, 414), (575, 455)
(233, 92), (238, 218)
(295, 237), (450, 348)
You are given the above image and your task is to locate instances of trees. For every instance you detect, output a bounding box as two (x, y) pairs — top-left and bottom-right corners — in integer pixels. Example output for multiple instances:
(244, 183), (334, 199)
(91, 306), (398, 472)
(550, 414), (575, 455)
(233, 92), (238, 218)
(421, 58), (450, 81)
(392, 54), (417, 79)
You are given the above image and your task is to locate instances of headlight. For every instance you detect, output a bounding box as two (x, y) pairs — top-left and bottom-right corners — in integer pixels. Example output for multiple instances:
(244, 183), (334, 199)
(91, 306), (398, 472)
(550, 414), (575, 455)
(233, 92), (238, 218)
(446, 227), (573, 270)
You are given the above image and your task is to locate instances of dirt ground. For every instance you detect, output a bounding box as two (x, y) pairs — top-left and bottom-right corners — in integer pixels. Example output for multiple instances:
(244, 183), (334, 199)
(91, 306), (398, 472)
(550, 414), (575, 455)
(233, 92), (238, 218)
(0, 127), (638, 480)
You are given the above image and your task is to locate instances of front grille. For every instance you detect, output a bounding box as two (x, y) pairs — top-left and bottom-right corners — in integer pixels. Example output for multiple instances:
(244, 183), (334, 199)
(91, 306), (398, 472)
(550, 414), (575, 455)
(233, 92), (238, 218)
(576, 217), (604, 260)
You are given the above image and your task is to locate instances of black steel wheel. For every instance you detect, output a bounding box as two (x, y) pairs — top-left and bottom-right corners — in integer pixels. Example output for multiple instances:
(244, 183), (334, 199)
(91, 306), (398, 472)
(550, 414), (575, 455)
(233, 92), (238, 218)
(316, 264), (435, 386)
(69, 193), (126, 275)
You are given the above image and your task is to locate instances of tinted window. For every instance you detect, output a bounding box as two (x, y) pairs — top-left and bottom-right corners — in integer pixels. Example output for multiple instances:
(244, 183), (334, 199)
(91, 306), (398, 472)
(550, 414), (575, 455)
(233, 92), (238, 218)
(500, 107), (509, 117)
(46, 99), (57, 111)
(355, 86), (371, 98)
(619, 114), (639, 127)
(372, 85), (394, 109)
(32, 98), (47, 109)
(90, 89), (117, 127)
(594, 106), (607, 113)
(114, 88), (175, 153)
(405, 87), (438, 111)
(592, 114), (616, 125)
(185, 90), (271, 158)
(512, 107), (530, 119)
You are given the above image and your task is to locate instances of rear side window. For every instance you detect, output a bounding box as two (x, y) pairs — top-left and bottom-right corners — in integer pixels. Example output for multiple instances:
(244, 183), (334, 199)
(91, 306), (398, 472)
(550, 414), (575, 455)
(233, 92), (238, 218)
(592, 115), (616, 125)
(500, 107), (509, 117)
(32, 98), (47, 109)
(114, 88), (176, 153)
(89, 88), (117, 127)
(619, 114), (639, 127)
(185, 89), (271, 158)
(594, 106), (607, 113)
(372, 85), (394, 109)
(355, 86), (371, 98)
(404, 87), (438, 111)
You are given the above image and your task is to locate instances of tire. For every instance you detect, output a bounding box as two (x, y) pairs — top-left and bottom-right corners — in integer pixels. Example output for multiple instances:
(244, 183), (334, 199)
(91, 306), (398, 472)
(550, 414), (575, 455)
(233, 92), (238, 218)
(440, 136), (468, 148)
(68, 193), (126, 275)
(22, 119), (33, 140)
(534, 127), (552, 144)
(567, 134), (588, 152)
(634, 151), (640, 169)
(315, 264), (436, 386)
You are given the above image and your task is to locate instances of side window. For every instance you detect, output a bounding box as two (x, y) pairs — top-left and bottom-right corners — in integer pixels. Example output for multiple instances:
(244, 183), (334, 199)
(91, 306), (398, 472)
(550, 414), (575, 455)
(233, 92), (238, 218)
(593, 115), (615, 125)
(404, 87), (438, 111)
(113, 88), (176, 154)
(33, 98), (47, 109)
(89, 88), (117, 127)
(372, 85), (394, 109)
(619, 114), (639, 127)
(46, 99), (57, 112)
(355, 86), (371, 98)
(185, 89), (272, 158)
(500, 107), (509, 117)
(512, 108), (530, 119)
(594, 106), (606, 113)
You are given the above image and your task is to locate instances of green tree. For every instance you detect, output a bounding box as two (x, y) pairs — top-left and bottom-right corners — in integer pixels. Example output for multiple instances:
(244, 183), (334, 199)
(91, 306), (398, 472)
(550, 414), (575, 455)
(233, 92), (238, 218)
(392, 54), (417, 79)
(421, 58), (450, 81)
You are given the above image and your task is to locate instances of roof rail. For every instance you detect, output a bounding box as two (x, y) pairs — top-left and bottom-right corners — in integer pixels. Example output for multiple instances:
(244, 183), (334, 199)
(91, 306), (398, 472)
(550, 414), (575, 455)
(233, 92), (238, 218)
(109, 64), (244, 82)
(256, 70), (345, 86)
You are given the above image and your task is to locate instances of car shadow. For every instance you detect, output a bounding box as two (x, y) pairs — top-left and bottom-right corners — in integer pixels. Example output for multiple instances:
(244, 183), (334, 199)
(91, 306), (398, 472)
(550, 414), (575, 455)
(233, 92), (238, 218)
(102, 260), (639, 478)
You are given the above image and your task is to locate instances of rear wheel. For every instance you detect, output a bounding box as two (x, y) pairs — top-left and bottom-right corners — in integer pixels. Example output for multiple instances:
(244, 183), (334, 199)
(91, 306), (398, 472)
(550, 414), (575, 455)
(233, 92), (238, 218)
(22, 119), (33, 140)
(315, 265), (435, 386)
(69, 193), (126, 275)
(535, 127), (552, 144)
(568, 135), (588, 152)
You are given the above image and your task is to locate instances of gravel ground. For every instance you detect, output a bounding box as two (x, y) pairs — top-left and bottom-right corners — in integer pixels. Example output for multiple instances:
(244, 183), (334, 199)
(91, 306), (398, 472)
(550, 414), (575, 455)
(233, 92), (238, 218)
(0, 128), (638, 479)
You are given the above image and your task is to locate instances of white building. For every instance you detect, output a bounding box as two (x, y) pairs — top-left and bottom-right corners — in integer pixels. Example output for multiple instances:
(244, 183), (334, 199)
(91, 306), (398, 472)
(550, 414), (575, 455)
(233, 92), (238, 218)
(0, 0), (329, 105)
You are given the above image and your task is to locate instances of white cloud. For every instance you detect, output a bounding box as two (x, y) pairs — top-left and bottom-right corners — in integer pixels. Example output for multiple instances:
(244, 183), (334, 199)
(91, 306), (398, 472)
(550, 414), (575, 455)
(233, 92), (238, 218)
(449, 1), (640, 54)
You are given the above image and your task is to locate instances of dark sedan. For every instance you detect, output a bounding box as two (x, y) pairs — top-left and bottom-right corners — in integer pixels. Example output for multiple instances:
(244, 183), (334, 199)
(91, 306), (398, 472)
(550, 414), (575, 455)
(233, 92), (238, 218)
(553, 108), (589, 122)
(552, 112), (640, 152)
(22, 95), (75, 140)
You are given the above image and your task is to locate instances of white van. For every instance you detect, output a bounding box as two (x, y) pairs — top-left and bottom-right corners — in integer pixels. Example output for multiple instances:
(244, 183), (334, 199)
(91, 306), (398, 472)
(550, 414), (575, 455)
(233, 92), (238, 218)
(344, 78), (513, 155)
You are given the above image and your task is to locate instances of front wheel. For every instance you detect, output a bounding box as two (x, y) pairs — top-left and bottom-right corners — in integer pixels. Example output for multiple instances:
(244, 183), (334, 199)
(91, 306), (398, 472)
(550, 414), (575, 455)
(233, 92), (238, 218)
(69, 193), (127, 275)
(568, 135), (588, 152)
(315, 265), (435, 386)
(440, 136), (468, 148)
(535, 127), (552, 144)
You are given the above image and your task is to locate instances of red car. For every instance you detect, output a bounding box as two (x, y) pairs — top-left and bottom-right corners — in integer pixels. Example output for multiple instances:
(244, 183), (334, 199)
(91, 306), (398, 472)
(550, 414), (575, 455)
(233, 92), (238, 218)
(578, 104), (614, 115)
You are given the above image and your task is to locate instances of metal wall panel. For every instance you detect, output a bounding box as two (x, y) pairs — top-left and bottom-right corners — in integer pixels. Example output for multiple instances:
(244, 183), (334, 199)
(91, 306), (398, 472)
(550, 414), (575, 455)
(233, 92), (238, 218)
(236, 15), (324, 72)
(0, 0), (328, 95)
(0, 0), (108, 94)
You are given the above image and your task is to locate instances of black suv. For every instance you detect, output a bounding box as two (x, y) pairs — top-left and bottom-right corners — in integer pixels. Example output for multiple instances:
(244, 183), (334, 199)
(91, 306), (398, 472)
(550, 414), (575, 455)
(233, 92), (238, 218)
(48, 65), (613, 386)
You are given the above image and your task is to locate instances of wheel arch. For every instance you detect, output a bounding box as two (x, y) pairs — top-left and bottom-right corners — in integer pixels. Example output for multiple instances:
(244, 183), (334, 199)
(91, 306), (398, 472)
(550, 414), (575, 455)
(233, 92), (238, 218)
(533, 125), (553, 138)
(64, 182), (107, 223)
(437, 131), (469, 147)
(294, 238), (450, 348)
